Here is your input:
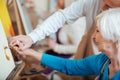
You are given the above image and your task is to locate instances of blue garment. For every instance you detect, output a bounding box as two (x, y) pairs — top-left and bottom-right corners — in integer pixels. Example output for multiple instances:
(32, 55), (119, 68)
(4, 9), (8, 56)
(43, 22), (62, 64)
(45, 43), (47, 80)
(41, 53), (120, 80)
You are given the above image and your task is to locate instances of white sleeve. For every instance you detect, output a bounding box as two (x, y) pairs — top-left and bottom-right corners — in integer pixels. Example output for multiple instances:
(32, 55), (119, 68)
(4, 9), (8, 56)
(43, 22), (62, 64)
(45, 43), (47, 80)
(28, 0), (87, 43)
(54, 44), (78, 54)
(54, 17), (86, 54)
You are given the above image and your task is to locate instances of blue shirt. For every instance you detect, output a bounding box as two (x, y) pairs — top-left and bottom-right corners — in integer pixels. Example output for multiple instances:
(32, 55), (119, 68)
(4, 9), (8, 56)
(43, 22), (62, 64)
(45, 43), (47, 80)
(41, 53), (120, 80)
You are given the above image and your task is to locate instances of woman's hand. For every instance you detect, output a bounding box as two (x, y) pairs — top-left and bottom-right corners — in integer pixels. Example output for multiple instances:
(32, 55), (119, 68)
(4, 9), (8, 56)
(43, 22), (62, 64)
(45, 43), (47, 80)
(17, 49), (43, 64)
(9, 35), (33, 51)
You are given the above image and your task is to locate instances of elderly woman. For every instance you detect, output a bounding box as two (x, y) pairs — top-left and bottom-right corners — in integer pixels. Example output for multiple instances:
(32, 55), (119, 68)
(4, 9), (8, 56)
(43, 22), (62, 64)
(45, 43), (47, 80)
(16, 8), (120, 80)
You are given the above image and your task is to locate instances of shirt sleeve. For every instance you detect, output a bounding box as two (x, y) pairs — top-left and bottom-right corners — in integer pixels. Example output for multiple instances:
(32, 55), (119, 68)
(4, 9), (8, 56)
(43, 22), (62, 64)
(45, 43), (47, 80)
(54, 44), (78, 54)
(41, 53), (106, 76)
(112, 71), (120, 80)
(28, 0), (87, 43)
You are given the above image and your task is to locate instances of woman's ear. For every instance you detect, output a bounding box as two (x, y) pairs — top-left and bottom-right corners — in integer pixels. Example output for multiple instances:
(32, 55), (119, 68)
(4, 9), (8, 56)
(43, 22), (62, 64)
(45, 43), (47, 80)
(116, 40), (120, 48)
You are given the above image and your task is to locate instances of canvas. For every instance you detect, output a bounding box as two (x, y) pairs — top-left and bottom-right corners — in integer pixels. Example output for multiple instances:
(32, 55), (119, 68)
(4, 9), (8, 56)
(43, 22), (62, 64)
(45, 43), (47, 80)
(0, 20), (15, 80)
(0, 0), (15, 38)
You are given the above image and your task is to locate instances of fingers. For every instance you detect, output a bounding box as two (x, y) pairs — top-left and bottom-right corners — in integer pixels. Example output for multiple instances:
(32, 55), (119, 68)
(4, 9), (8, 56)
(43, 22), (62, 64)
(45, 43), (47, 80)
(9, 35), (26, 50)
(20, 43), (28, 51)
(9, 39), (18, 47)
(9, 36), (22, 48)
(9, 35), (33, 50)
(13, 47), (27, 59)
(10, 40), (23, 51)
(15, 48), (41, 64)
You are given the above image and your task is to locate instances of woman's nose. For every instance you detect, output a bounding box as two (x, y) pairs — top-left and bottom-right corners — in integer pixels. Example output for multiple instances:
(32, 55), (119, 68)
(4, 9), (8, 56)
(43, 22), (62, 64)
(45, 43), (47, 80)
(92, 33), (96, 40)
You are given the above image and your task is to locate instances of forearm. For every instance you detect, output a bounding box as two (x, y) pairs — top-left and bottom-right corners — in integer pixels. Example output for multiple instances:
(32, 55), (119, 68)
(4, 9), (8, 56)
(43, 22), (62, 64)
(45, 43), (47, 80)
(28, 10), (66, 43)
(41, 53), (79, 76)
(54, 44), (78, 54)
(41, 53), (95, 76)
(28, 0), (86, 43)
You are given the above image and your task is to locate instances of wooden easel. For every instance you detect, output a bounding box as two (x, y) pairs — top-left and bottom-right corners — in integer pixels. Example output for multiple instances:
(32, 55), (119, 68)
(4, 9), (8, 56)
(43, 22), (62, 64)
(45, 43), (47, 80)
(6, 0), (46, 80)
(6, 62), (25, 80)
(12, 0), (25, 35)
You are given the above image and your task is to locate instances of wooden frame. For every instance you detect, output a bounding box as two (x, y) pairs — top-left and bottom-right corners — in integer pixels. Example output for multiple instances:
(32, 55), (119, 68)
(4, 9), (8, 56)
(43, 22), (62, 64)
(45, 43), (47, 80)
(16, 0), (33, 35)
(13, 0), (25, 35)
(0, 0), (26, 79)
(6, 62), (25, 80)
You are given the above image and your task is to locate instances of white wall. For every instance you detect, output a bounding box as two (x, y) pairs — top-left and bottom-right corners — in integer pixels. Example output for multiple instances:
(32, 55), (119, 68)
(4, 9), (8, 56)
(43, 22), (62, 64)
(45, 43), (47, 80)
(34, 0), (49, 12)
(33, 0), (49, 19)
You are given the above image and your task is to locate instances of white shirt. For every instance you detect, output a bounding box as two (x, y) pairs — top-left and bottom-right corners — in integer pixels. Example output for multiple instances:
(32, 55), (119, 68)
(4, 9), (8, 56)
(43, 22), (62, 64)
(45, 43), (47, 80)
(54, 17), (86, 54)
(28, 0), (101, 43)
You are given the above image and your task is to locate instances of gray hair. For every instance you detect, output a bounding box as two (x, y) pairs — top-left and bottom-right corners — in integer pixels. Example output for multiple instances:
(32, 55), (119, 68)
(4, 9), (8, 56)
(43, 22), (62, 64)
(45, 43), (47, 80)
(96, 8), (120, 43)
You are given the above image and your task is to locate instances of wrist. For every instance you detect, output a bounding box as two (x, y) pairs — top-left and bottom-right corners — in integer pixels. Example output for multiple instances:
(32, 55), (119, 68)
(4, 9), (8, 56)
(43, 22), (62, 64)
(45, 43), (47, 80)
(27, 35), (34, 45)
(53, 44), (59, 52)
(34, 52), (43, 63)
(27, 32), (38, 43)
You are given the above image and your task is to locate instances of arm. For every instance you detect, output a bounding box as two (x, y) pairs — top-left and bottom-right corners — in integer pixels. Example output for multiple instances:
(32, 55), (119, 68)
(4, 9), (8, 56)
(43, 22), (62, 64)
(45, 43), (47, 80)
(54, 18), (86, 54)
(41, 53), (102, 76)
(47, 29), (78, 54)
(47, 29), (79, 54)
(9, 0), (96, 50)
(54, 44), (78, 54)
(28, 0), (87, 43)
(17, 49), (106, 76)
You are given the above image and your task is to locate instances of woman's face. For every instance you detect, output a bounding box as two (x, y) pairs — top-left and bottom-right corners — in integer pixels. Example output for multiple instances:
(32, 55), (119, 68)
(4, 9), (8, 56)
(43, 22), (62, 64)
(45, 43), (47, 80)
(92, 27), (117, 57)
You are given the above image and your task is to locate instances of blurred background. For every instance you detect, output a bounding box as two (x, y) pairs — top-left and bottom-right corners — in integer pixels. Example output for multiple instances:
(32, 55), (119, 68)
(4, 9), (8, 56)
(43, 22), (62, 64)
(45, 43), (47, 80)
(5, 0), (86, 80)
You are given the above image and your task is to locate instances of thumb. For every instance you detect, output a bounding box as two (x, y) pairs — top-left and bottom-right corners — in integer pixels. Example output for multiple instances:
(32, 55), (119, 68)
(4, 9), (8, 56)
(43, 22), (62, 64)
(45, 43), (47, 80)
(19, 43), (27, 50)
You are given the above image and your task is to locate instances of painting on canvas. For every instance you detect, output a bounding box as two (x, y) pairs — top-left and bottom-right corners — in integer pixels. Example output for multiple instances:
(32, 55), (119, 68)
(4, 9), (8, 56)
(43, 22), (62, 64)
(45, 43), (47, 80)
(0, 0), (15, 38)
(0, 0), (15, 79)
(0, 20), (15, 80)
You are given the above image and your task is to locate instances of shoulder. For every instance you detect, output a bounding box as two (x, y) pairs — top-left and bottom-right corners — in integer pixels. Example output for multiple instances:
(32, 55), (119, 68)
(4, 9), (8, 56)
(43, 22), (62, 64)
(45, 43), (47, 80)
(112, 70), (120, 79)
(84, 53), (108, 62)
(94, 53), (109, 74)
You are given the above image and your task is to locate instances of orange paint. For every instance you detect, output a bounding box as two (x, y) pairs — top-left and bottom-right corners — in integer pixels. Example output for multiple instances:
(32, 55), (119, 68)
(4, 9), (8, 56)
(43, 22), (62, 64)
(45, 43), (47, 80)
(0, 0), (15, 37)
(6, 54), (10, 61)
(4, 46), (8, 49)
(4, 46), (10, 61)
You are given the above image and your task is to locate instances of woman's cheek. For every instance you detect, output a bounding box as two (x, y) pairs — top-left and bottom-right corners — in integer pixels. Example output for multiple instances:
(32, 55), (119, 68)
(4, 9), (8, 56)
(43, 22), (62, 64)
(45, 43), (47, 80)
(103, 44), (114, 54)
